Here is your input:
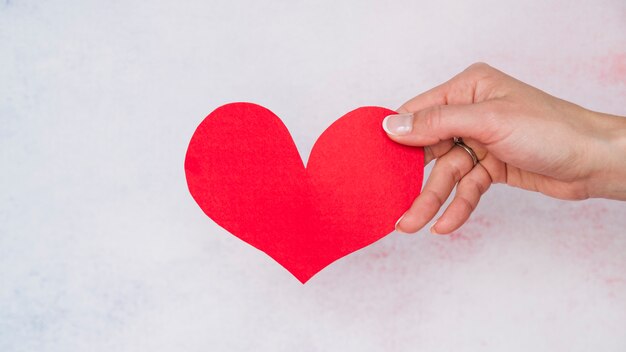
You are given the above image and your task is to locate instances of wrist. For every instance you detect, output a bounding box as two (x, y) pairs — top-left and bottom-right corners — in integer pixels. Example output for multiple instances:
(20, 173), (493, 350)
(586, 111), (626, 200)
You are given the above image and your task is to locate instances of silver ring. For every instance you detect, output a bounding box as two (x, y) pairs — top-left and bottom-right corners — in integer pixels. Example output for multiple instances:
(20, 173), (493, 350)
(453, 137), (478, 167)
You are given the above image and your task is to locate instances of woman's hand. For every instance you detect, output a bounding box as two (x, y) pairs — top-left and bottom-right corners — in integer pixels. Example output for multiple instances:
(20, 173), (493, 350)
(383, 63), (626, 235)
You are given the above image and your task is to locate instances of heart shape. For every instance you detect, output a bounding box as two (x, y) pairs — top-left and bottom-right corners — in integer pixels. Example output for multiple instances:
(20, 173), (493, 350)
(185, 103), (424, 283)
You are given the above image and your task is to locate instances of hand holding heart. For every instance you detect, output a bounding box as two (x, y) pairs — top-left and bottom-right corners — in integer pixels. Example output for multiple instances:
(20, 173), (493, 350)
(185, 62), (626, 283)
(386, 63), (626, 236)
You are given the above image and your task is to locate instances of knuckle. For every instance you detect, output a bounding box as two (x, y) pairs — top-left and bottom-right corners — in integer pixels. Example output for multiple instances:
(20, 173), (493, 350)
(473, 177), (489, 195)
(418, 105), (443, 133)
(422, 189), (445, 208)
(467, 175), (488, 196)
(467, 62), (492, 74)
(463, 62), (502, 88)
(440, 154), (467, 183)
(457, 196), (476, 213)
(449, 162), (464, 183)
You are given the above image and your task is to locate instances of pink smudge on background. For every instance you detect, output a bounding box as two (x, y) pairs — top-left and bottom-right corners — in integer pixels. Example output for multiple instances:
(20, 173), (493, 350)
(428, 215), (494, 262)
(598, 53), (626, 85)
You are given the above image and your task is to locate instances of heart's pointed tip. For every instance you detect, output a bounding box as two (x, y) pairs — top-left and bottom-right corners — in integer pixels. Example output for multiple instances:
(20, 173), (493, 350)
(297, 276), (311, 284)
(291, 270), (318, 284)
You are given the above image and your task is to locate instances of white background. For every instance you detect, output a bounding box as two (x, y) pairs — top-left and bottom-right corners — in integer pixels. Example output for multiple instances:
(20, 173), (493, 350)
(1, 1), (626, 351)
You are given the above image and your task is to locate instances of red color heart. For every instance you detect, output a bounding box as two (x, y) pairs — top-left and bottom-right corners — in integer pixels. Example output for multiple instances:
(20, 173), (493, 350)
(185, 103), (423, 283)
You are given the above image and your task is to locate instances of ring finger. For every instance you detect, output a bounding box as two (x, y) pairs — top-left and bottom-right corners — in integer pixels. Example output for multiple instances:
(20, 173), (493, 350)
(395, 144), (477, 233)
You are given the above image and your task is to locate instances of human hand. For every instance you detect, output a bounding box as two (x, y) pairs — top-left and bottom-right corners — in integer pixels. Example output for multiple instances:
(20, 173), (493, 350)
(383, 63), (626, 235)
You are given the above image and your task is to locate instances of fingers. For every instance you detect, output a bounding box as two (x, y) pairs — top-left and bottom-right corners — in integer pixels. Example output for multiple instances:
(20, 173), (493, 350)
(383, 102), (497, 147)
(388, 63), (505, 148)
(431, 164), (491, 234)
(389, 63), (504, 234)
(396, 81), (451, 114)
(395, 145), (476, 234)
(396, 62), (498, 114)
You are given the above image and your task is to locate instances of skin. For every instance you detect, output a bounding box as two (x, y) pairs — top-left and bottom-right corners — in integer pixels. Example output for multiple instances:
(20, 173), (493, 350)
(384, 62), (626, 235)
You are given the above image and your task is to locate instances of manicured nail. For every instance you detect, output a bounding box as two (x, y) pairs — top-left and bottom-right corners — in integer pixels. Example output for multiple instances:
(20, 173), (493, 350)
(429, 221), (439, 235)
(395, 213), (407, 233)
(382, 113), (414, 136)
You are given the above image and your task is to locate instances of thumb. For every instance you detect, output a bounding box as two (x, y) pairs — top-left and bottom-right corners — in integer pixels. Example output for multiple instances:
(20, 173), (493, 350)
(382, 103), (494, 146)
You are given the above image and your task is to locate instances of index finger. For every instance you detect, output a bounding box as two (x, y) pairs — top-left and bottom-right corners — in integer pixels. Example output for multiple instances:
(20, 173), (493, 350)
(396, 62), (497, 113)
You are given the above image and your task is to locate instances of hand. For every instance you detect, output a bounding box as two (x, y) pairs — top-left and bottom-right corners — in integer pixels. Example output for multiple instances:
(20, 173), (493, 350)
(383, 63), (626, 235)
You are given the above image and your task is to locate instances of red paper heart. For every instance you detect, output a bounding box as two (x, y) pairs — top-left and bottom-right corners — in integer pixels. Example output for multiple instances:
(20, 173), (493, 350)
(185, 103), (424, 283)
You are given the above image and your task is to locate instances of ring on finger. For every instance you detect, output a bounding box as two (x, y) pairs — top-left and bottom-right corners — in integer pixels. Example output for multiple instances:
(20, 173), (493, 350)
(453, 137), (478, 167)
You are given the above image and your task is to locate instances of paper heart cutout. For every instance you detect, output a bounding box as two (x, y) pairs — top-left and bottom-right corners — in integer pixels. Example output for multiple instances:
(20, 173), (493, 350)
(185, 103), (424, 283)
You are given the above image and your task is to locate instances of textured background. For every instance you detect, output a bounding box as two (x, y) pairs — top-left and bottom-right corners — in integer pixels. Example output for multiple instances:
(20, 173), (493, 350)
(1, 1), (625, 351)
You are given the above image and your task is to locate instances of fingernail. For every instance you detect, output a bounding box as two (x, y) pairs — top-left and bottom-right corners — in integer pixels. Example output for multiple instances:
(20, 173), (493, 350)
(382, 113), (414, 136)
(395, 213), (407, 233)
(429, 221), (439, 235)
